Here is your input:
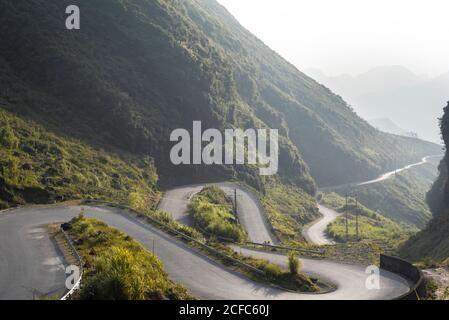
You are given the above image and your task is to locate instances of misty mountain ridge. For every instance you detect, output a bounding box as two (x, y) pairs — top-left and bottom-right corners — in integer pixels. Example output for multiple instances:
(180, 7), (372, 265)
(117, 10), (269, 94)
(307, 66), (448, 143)
(306, 66), (429, 97)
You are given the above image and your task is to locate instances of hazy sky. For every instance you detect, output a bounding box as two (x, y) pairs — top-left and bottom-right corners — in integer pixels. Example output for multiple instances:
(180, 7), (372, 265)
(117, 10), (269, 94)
(217, 0), (449, 77)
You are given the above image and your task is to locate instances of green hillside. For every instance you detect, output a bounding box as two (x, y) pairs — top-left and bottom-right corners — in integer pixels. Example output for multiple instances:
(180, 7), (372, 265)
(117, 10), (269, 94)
(0, 0), (440, 198)
(321, 193), (417, 250)
(332, 161), (439, 228)
(0, 110), (159, 209)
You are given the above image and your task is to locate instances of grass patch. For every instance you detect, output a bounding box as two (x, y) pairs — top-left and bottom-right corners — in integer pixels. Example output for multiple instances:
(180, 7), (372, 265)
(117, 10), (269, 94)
(65, 213), (192, 300)
(260, 183), (320, 242)
(190, 186), (247, 242)
(207, 242), (319, 293)
(336, 164), (438, 229)
(321, 192), (417, 251)
(0, 110), (160, 209)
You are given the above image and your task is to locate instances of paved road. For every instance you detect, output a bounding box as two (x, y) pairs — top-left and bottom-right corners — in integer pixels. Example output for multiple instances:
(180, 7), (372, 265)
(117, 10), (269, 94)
(160, 182), (277, 244)
(320, 155), (442, 193)
(358, 156), (440, 187)
(304, 155), (443, 245)
(0, 205), (409, 300)
(233, 246), (410, 300)
(302, 205), (342, 245)
(158, 184), (409, 299)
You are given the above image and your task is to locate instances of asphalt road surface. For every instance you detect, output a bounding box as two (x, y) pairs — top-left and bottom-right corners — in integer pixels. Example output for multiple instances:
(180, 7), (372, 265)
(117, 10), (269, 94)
(0, 205), (409, 300)
(302, 205), (342, 245)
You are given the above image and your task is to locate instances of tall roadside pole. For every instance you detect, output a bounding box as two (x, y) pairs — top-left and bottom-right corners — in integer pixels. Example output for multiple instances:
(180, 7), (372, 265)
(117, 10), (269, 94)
(355, 196), (359, 241)
(345, 194), (349, 242)
(234, 189), (238, 217)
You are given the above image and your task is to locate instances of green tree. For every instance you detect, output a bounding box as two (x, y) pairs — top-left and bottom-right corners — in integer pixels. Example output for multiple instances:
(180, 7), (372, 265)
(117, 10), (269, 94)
(288, 251), (301, 275)
(2, 155), (21, 185)
(0, 123), (19, 149)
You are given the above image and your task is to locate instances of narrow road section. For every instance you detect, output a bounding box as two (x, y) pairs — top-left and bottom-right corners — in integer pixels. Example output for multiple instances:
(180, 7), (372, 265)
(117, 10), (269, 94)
(160, 182), (276, 244)
(158, 185), (410, 299)
(302, 205), (341, 245)
(304, 155), (443, 245)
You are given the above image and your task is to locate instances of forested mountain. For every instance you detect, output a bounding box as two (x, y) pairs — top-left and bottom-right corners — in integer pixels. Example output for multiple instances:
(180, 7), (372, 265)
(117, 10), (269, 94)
(0, 0), (441, 200)
(0, 109), (159, 208)
(400, 102), (449, 261)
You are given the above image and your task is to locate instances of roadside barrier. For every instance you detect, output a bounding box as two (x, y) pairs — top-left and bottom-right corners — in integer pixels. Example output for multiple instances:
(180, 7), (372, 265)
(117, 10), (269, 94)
(60, 227), (84, 300)
(380, 254), (425, 300)
(81, 200), (266, 276)
(245, 241), (324, 255)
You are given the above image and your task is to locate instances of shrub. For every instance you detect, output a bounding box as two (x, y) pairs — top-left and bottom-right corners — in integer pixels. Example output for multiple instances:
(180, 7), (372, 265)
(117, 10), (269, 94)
(288, 251), (302, 275)
(69, 216), (192, 300)
(80, 247), (148, 300)
(190, 192), (247, 242)
(262, 262), (283, 279)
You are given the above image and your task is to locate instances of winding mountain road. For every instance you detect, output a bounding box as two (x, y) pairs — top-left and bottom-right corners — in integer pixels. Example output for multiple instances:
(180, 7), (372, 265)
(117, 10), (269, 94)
(1, 156), (439, 300)
(3, 157), (436, 300)
(160, 182), (276, 244)
(0, 201), (409, 300)
(159, 183), (409, 299)
(303, 155), (443, 245)
(302, 205), (342, 245)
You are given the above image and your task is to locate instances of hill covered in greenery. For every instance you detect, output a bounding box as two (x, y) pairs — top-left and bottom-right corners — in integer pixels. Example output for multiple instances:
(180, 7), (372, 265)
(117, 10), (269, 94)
(321, 193), (417, 250)
(400, 102), (449, 262)
(0, 0), (440, 199)
(0, 110), (159, 209)
(330, 160), (439, 229)
(190, 185), (247, 242)
(66, 214), (191, 300)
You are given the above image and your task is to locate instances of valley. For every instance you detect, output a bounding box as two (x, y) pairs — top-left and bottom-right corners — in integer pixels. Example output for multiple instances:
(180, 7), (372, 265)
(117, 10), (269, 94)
(0, 0), (447, 302)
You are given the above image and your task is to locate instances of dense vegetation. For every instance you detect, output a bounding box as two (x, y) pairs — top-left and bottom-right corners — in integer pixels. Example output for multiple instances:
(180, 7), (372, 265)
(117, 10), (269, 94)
(322, 193), (417, 249)
(0, 0), (440, 201)
(0, 110), (159, 209)
(189, 186), (247, 242)
(66, 213), (191, 300)
(400, 102), (449, 262)
(261, 184), (320, 242)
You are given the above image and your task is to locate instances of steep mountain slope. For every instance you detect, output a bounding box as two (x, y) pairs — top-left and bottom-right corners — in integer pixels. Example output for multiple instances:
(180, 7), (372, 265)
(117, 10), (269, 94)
(0, 109), (159, 209)
(353, 162), (438, 228)
(306, 66), (428, 101)
(182, 0), (440, 187)
(0, 0), (440, 195)
(400, 102), (449, 261)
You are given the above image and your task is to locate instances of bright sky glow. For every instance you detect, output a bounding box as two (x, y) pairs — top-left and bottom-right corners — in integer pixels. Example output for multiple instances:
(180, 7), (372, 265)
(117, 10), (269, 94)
(217, 0), (449, 77)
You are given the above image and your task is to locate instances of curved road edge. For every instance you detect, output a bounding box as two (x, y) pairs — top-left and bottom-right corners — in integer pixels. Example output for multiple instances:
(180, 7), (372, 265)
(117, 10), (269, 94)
(302, 205), (341, 245)
(158, 184), (410, 299)
(305, 154), (443, 245)
(0, 205), (410, 300)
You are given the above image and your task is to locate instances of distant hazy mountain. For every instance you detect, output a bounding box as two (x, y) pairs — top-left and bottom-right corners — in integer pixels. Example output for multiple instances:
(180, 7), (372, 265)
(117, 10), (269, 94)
(306, 66), (448, 143)
(307, 66), (428, 98)
(368, 118), (416, 137)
